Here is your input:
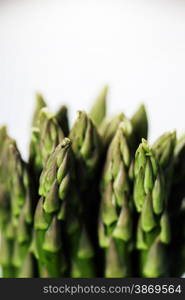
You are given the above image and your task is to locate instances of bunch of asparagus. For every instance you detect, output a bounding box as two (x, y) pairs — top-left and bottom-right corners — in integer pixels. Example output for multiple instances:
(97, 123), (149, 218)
(0, 87), (185, 278)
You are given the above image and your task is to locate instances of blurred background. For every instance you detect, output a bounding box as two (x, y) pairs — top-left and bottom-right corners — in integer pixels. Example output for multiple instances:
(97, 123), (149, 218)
(0, 0), (185, 159)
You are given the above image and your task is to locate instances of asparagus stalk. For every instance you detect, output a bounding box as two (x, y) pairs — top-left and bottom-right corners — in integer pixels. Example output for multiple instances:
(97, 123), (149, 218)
(99, 113), (126, 150)
(32, 139), (70, 277)
(0, 129), (18, 277)
(90, 86), (108, 127)
(134, 136), (176, 277)
(31, 93), (47, 127)
(29, 102), (66, 276)
(55, 105), (69, 137)
(134, 139), (163, 277)
(69, 111), (102, 276)
(8, 141), (36, 277)
(152, 132), (176, 193)
(99, 120), (134, 277)
(152, 132), (178, 277)
(131, 104), (148, 149)
(0, 128), (34, 277)
(69, 111), (101, 186)
(0, 187), (15, 277)
(32, 138), (92, 277)
(29, 100), (65, 180)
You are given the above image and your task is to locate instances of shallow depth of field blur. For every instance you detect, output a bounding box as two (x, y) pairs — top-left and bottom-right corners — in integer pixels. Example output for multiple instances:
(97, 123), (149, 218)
(0, 0), (185, 159)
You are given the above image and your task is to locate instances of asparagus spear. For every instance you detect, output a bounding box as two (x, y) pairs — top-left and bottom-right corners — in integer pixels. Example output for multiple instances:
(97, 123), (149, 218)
(29, 101), (66, 276)
(69, 111), (101, 186)
(134, 137), (175, 277)
(90, 86), (108, 127)
(29, 94), (46, 181)
(69, 111), (102, 276)
(99, 120), (134, 277)
(32, 139), (70, 277)
(0, 129), (17, 277)
(100, 104), (148, 153)
(131, 104), (148, 150)
(152, 132), (176, 193)
(29, 99), (65, 180)
(7, 141), (36, 277)
(152, 132), (179, 277)
(99, 113), (126, 150)
(0, 186), (15, 277)
(134, 139), (163, 277)
(0, 128), (34, 277)
(31, 93), (47, 127)
(32, 138), (93, 277)
(55, 105), (69, 137)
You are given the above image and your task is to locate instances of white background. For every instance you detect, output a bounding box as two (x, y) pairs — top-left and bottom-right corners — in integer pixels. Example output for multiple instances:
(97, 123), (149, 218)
(0, 0), (185, 159)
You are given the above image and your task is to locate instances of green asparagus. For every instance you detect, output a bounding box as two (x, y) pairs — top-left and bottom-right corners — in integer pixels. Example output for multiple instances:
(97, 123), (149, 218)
(99, 120), (134, 277)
